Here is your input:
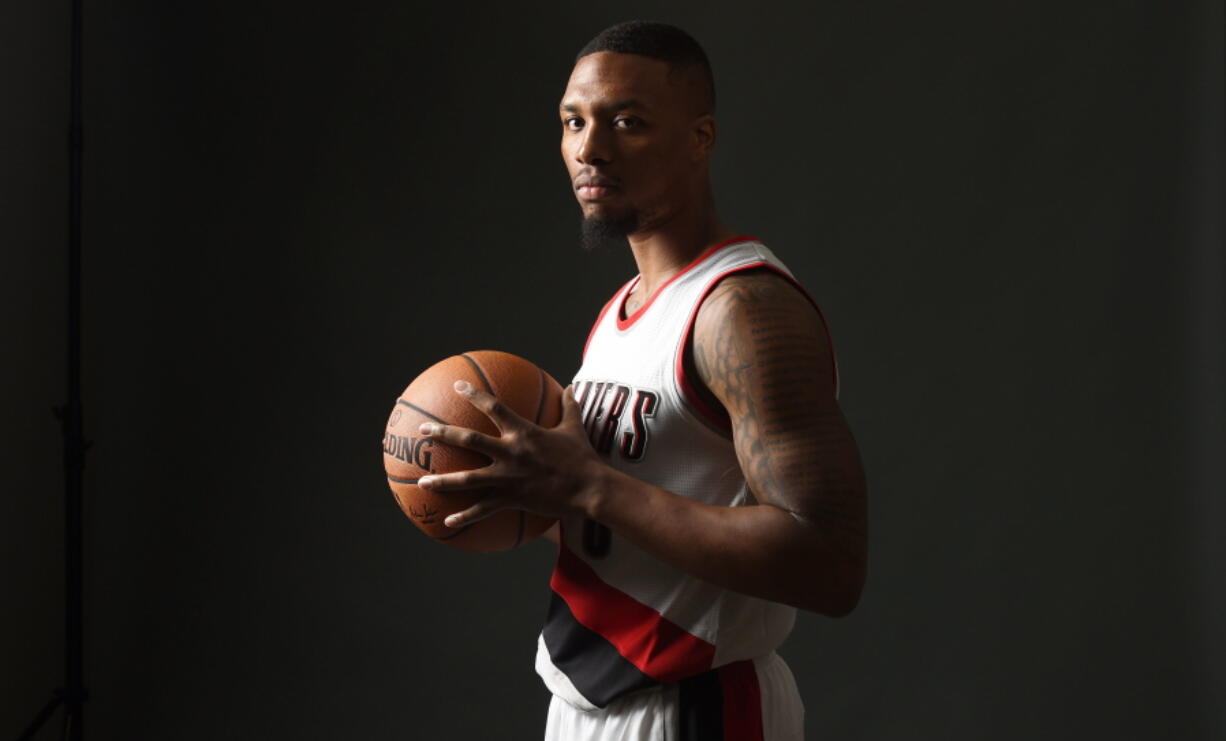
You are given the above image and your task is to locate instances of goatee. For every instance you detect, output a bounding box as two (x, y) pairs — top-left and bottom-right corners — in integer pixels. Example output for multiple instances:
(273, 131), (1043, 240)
(580, 212), (639, 251)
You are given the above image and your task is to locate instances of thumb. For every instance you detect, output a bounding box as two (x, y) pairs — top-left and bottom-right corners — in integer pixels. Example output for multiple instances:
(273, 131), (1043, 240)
(561, 384), (583, 426)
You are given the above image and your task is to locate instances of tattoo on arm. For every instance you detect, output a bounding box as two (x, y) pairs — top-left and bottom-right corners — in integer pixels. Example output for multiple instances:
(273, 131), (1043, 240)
(692, 272), (867, 567)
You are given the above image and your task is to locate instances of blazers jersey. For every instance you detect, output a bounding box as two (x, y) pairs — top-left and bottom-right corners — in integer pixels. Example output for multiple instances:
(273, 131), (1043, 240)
(535, 236), (839, 710)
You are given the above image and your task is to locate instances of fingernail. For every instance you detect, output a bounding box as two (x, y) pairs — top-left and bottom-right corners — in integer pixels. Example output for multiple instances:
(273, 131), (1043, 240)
(454, 380), (471, 393)
(418, 476), (433, 489)
(419, 422), (435, 435)
(444, 514), (460, 527)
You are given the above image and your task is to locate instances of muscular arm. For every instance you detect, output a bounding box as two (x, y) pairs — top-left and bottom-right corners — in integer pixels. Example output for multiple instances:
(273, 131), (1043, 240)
(419, 272), (867, 615)
(585, 271), (867, 616)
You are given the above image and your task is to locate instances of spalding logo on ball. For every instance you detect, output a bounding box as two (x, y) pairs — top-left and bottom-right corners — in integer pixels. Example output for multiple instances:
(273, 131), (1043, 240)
(382, 350), (562, 552)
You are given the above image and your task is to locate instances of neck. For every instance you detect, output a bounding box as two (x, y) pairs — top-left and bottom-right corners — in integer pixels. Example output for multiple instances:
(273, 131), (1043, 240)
(626, 191), (738, 294)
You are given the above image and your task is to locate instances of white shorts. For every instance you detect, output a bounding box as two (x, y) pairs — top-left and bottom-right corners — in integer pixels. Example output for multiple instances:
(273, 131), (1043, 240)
(543, 652), (804, 741)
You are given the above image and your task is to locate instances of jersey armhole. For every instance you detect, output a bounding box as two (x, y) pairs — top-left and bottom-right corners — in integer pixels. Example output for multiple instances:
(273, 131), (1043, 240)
(673, 263), (841, 434)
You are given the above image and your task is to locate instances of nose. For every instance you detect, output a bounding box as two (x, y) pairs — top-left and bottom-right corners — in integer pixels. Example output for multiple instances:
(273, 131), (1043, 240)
(573, 121), (613, 166)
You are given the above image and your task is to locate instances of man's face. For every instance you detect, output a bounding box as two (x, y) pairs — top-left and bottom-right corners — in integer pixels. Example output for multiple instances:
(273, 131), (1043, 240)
(559, 51), (708, 238)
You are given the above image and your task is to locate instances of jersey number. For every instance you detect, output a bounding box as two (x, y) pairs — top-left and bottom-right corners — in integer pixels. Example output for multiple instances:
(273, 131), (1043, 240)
(581, 519), (611, 559)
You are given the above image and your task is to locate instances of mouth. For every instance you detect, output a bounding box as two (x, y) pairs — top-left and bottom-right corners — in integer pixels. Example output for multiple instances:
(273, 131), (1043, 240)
(576, 184), (620, 201)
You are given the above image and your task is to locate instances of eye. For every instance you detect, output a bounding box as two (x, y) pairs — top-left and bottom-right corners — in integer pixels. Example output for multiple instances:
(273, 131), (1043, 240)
(563, 116), (584, 130)
(614, 117), (640, 129)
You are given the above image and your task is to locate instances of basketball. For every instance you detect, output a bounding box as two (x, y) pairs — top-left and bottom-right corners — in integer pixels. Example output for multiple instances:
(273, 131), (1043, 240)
(382, 350), (563, 552)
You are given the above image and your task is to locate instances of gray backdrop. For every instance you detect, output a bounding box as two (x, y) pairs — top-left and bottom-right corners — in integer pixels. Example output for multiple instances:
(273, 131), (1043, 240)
(4, 1), (1223, 739)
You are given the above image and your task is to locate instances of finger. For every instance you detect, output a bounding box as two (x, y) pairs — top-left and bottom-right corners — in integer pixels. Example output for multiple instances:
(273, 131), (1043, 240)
(443, 499), (506, 528)
(418, 467), (504, 493)
(418, 422), (506, 457)
(561, 384), (583, 426)
(454, 379), (525, 431)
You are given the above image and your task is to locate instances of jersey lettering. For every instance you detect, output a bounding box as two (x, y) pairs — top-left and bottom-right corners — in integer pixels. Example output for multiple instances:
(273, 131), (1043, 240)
(573, 379), (593, 408)
(593, 385), (630, 454)
(574, 380), (657, 462)
(622, 390), (658, 461)
(582, 381), (609, 431)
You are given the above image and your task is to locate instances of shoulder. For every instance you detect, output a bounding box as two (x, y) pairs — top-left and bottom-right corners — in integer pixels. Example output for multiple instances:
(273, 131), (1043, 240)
(701, 265), (805, 303)
(692, 268), (835, 401)
(694, 268), (825, 345)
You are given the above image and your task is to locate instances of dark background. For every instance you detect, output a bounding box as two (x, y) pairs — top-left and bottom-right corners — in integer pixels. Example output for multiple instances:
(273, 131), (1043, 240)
(4, 1), (1223, 739)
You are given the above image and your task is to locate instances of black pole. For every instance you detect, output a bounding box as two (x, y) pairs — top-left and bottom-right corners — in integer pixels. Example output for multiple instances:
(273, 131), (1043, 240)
(18, 0), (88, 738)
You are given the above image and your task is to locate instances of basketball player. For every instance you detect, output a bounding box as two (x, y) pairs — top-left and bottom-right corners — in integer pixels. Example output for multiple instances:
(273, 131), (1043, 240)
(414, 21), (867, 741)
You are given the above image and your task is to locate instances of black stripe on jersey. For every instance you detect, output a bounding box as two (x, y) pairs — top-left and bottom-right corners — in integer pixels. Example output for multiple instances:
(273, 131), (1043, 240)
(541, 591), (657, 708)
(678, 667), (724, 741)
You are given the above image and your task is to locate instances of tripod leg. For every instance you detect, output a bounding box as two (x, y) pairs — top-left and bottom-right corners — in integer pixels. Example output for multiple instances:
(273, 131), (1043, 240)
(16, 693), (62, 741)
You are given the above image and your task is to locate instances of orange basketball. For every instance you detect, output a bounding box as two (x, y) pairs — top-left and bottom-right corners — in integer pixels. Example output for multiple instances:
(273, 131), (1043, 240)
(382, 350), (562, 552)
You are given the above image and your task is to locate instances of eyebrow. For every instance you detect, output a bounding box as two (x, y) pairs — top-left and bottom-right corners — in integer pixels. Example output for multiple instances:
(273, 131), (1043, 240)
(559, 98), (648, 113)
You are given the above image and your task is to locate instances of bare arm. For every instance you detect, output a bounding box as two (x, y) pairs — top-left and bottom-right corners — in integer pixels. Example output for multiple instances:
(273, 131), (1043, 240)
(581, 271), (867, 615)
(417, 272), (867, 615)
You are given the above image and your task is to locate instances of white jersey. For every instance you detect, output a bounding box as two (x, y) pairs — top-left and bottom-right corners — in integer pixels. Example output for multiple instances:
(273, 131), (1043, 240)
(535, 236), (839, 711)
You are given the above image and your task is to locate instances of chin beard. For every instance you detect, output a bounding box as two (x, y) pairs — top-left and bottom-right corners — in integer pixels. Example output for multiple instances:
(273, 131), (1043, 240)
(579, 212), (639, 251)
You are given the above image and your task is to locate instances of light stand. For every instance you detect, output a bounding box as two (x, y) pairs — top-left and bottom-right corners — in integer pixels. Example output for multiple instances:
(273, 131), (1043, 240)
(17, 0), (88, 738)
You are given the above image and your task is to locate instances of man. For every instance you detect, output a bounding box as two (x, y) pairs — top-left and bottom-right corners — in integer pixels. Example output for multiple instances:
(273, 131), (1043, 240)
(414, 20), (867, 741)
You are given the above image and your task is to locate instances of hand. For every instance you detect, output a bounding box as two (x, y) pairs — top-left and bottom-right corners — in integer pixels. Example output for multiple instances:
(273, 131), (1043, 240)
(416, 380), (604, 528)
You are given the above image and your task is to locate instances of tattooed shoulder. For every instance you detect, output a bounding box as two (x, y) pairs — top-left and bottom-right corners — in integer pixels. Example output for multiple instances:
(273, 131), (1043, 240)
(692, 270), (836, 411)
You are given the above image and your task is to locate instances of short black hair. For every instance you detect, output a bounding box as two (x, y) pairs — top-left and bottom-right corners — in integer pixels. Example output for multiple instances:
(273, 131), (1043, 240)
(575, 20), (716, 114)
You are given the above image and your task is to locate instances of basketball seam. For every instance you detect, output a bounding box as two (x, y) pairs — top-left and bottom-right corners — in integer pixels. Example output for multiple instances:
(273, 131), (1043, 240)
(386, 474), (419, 485)
(534, 367), (547, 424)
(435, 524), (473, 541)
(397, 399), (446, 425)
(461, 353), (494, 394)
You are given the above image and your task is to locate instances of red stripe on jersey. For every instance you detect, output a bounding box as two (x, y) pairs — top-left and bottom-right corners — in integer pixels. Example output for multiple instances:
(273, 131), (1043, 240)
(584, 278), (637, 360)
(551, 542), (716, 683)
(675, 262), (841, 432)
(615, 235), (760, 331)
(718, 659), (764, 741)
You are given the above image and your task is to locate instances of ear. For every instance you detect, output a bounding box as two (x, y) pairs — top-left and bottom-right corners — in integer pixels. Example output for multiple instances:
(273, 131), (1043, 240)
(691, 113), (716, 161)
